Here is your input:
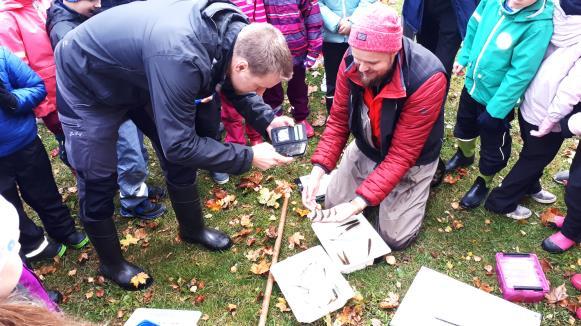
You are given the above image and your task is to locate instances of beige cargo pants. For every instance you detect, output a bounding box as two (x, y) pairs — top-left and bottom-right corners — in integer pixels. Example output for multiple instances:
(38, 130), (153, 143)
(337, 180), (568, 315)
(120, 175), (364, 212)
(325, 141), (438, 250)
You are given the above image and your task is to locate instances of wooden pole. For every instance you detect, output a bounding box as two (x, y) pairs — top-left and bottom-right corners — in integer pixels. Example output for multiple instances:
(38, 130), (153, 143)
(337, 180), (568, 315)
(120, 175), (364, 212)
(258, 194), (290, 326)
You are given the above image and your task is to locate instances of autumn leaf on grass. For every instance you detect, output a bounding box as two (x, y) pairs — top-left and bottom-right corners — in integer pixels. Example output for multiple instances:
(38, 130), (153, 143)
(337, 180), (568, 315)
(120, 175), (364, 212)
(540, 207), (564, 227)
(274, 179), (295, 196)
(211, 187), (228, 199)
(452, 219), (464, 230)
(220, 194), (237, 209)
(379, 292), (400, 309)
(385, 255), (397, 265)
(258, 188), (282, 208)
(275, 297), (291, 312)
(545, 283), (568, 304)
(227, 303), (237, 315)
(443, 174), (461, 185)
(484, 264), (494, 275)
(472, 277), (494, 293)
(250, 260), (271, 275)
(240, 214), (253, 228)
(311, 113), (326, 127)
(540, 258), (553, 273)
(130, 272), (150, 288)
(237, 171), (264, 190)
(307, 85), (318, 94)
(120, 234), (139, 248)
(288, 232), (305, 250)
(245, 249), (261, 262)
(295, 207), (310, 218)
(134, 228), (148, 240)
(205, 198), (222, 212)
(35, 265), (57, 276)
(231, 228), (253, 243)
(335, 305), (363, 325)
(266, 225), (278, 239)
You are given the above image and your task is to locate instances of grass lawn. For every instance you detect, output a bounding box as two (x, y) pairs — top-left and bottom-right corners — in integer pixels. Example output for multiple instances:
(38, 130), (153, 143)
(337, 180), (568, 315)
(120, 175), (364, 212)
(32, 4), (579, 325)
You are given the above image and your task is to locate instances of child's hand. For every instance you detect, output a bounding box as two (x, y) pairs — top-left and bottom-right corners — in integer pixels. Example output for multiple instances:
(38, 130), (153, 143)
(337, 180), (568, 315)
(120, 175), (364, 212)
(452, 62), (465, 76)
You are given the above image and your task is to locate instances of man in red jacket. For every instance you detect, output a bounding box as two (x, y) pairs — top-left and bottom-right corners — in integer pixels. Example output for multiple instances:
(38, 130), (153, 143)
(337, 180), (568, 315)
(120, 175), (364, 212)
(302, 3), (447, 250)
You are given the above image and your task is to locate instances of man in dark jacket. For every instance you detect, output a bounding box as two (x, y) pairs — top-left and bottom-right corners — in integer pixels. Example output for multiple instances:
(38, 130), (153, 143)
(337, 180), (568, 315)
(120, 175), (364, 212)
(54, 0), (294, 290)
(301, 4), (447, 251)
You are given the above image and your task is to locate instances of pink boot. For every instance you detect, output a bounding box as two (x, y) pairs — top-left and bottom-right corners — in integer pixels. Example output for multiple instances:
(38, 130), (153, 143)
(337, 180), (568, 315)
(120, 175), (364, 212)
(541, 231), (576, 254)
(296, 119), (315, 138)
(548, 215), (565, 229)
(572, 274), (581, 291)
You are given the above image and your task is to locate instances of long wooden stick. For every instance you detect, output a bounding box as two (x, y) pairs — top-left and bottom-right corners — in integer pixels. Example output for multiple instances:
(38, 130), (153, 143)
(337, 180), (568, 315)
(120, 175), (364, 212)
(258, 194), (290, 326)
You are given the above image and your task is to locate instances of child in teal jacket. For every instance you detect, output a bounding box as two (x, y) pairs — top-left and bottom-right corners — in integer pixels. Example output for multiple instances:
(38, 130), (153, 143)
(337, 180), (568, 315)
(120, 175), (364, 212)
(445, 0), (553, 209)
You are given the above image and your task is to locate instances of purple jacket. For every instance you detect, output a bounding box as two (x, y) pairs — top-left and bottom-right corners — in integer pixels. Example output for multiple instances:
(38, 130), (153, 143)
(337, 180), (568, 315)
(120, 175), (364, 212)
(264, 0), (323, 67)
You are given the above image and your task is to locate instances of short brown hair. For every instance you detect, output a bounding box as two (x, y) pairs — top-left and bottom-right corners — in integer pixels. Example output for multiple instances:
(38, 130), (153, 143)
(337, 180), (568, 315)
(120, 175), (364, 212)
(234, 23), (293, 80)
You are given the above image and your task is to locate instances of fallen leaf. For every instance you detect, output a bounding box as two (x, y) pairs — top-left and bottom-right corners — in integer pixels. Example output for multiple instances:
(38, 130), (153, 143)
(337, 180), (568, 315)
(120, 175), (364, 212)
(545, 283), (568, 304)
(379, 292), (400, 309)
(231, 228), (253, 242)
(96, 276), (105, 285)
(220, 194), (237, 209)
(473, 255), (482, 262)
(473, 277), (494, 293)
(540, 258), (553, 273)
(85, 291), (94, 299)
(211, 187), (228, 199)
(385, 255), (397, 265)
(143, 289), (154, 304)
(237, 171), (264, 190)
(444, 226), (452, 233)
(266, 225), (278, 239)
(274, 179), (295, 195)
(246, 237), (256, 246)
(371, 318), (382, 326)
(452, 219), (464, 230)
(307, 85), (318, 94)
(50, 147), (59, 158)
(311, 113), (326, 127)
(134, 228), (148, 240)
(451, 202), (460, 210)
(245, 249), (261, 262)
(446, 261), (454, 269)
(117, 310), (125, 319)
(95, 288), (105, 298)
(194, 295), (205, 304)
(227, 303), (237, 313)
(257, 188), (282, 209)
(287, 232), (305, 249)
(335, 305), (364, 325)
(130, 272), (150, 288)
(204, 198), (222, 212)
(275, 297), (291, 312)
(250, 260), (271, 275)
(295, 207), (310, 218)
(67, 269), (77, 277)
(120, 234), (139, 248)
(230, 264), (238, 273)
(540, 207), (564, 227)
(443, 174), (460, 185)
(67, 186), (78, 194)
(35, 265), (57, 276)
(484, 264), (494, 275)
(240, 214), (253, 228)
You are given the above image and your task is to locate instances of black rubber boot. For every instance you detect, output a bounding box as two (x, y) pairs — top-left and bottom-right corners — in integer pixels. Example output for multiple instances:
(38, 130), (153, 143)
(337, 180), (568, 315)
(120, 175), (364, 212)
(61, 230), (89, 249)
(47, 290), (63, 304)
(460, 176), (489, 209)
(445, 149), (475, 173)
(431, 158), (446, 188)
(167, 182), (232, 251)
(82, 219), (153, 291)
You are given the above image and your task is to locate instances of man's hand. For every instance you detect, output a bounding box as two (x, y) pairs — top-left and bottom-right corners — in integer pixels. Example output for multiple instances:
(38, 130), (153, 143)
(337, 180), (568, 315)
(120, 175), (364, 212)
(307, 197), (367, 223)
(338, 18), (352, 35)
(452, 62), (465, 76)
(251, 142), (293, 170)
(266, 116), (295, 139)
(301, 165), (326, 210)
(0, 81), (17, 110)
(530, 117), (556, 137)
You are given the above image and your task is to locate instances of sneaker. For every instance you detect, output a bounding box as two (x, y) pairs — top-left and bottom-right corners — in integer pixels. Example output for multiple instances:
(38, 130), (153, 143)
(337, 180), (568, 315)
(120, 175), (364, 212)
(506, 205), (532, 220)
(296, 119), (315, 138)
(25, 237), (67, 263)
(62, 231), (89, 249)
(210, 171), (229, 185)
(147, 185), (167, 201)
(529, 189), (557, 204)
(120, 200), (166, 220)
(553, 170), (569, 186)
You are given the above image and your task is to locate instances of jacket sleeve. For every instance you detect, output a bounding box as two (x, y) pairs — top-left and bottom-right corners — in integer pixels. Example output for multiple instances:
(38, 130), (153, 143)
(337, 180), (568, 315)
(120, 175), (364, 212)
(355, 72), (446, 206)
(144, 54), (253, 174)
(456, 0), (486, 66)
(220, 80), (275, 138)
(4, 49), (47, 115)
(319, 0), (341, 33)
(311, 58), (351, 172)
(486, 23), (553, 119)
(49, 21), (78, 50)
(301, 0), (323, 66)
(546, 57), (581, 123)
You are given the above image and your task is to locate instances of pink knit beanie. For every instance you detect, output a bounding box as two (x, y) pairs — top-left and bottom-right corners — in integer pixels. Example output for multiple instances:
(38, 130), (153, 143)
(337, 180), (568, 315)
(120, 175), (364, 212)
(348, 3), (403, 53)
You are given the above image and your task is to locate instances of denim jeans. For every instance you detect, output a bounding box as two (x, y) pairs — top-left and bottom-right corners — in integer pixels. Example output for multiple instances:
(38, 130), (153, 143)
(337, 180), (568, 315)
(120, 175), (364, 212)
(117, 120), (149, 210)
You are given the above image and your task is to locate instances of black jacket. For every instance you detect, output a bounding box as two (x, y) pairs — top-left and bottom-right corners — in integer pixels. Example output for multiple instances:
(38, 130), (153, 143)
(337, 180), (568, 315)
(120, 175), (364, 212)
(46, 0), (87, 50)
(54, 0), (275, 174)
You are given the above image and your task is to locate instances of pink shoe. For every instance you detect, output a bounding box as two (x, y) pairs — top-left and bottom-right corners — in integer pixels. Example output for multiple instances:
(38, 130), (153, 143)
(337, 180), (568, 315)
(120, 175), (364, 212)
(296, 120), (315, 138)
(548, 215), (565, 229)
(572, 274), (581, 291)
(541, 231), (576, 254)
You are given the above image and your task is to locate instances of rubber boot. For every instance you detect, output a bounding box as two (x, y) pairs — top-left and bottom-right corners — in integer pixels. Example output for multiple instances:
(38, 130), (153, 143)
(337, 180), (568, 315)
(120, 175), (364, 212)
(167, 182), (232, 251)
(431, 158), (446, 188)
(82, 219), (153, 291)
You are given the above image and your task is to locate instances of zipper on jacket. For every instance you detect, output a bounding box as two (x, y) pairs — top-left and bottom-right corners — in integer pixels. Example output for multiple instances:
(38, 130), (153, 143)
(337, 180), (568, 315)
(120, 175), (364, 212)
(469, 14), (506, 96)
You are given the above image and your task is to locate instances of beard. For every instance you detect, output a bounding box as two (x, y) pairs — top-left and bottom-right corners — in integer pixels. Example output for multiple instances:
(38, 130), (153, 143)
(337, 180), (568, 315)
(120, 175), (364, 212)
(359, 71), (386, 88)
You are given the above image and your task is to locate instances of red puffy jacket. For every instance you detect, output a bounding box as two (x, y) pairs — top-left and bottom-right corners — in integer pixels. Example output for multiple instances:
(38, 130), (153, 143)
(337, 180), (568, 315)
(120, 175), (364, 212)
(0, 0), (56, 119)
(311, 44), (447, 206)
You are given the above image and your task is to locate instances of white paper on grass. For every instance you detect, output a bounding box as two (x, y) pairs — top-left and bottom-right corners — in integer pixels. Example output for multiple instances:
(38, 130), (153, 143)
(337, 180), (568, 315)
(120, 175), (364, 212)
(270, 246), (354, 323)
(391, 266), (542, 326)
(311, 214), (391, 273)
(299, 171), (334, 199)
(124, 308), (202, 326)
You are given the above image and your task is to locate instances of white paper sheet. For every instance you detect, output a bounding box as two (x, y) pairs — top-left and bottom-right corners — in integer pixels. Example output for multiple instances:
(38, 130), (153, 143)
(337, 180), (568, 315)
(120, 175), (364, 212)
(391, 267), (542, 326)
(124, 308), (202, 326)
(270, 246), (354, 323)
(311, 214), (391, 273)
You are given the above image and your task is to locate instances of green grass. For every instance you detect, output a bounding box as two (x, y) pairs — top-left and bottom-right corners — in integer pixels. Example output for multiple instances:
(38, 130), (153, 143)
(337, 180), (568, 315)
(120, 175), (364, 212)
(33, 6), (579, 324)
